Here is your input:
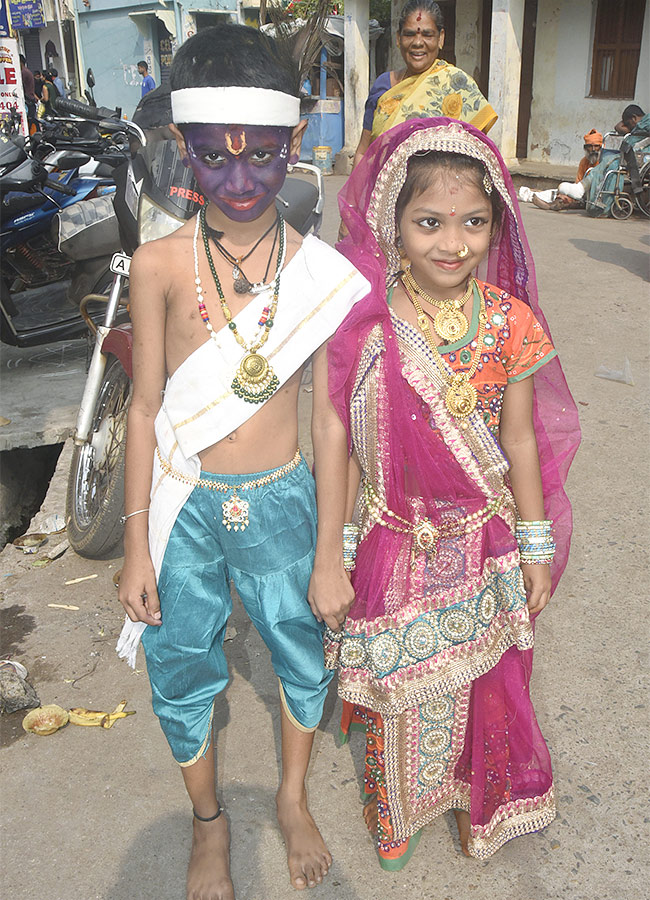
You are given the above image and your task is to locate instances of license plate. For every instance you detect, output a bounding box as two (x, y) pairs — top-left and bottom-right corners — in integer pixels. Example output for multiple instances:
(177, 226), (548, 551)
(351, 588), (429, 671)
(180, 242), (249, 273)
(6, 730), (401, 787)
(110, 253), (132, 276)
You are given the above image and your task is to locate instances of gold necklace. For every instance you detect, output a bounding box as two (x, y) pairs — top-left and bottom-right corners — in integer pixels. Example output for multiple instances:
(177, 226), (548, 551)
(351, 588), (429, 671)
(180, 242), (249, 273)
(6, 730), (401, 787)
(404, 281), (487, 419)
(402, 266), (473, 342)
(195, 206), (285, 404)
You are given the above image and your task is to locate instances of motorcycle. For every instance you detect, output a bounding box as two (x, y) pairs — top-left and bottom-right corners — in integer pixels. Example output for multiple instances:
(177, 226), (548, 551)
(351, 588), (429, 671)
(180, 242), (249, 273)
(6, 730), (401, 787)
(65, 98), (324, 559)
(0, 97), (135, 348)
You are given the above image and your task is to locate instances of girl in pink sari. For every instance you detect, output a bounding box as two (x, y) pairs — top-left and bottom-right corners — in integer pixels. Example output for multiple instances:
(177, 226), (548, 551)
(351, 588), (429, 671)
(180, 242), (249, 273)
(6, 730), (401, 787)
(325, 119), (580, 870)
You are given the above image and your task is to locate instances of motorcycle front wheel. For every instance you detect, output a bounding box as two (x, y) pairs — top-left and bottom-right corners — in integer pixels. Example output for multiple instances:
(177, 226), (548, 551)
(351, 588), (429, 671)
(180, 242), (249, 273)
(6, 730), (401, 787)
(66, 354), (131, 559)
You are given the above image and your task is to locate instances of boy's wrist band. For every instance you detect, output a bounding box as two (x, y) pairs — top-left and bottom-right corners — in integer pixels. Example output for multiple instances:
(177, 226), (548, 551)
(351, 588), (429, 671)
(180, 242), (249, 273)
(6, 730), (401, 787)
(120, 508), (150, 525)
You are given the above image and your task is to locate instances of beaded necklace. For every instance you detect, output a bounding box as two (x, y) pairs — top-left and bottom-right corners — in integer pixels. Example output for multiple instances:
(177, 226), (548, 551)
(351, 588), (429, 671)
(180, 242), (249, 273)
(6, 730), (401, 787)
(193, 205), (286, 404)
(402, 277), (487, 420)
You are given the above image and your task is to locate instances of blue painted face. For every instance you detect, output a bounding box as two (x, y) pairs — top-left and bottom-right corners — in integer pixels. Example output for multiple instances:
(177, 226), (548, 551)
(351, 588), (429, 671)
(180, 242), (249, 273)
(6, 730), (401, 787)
(183, 123), (292, 222)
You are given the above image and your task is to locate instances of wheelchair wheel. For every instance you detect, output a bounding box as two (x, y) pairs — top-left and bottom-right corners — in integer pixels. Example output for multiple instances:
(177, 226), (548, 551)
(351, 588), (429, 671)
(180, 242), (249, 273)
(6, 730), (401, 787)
(635, 161), (650, 218)
(612, 195), (634, 219)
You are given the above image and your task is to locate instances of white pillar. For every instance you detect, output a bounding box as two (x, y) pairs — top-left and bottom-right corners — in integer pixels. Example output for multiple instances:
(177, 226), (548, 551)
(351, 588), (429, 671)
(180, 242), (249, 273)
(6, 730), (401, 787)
(343, 0), (369, 152)
(488, 0), (525, 161)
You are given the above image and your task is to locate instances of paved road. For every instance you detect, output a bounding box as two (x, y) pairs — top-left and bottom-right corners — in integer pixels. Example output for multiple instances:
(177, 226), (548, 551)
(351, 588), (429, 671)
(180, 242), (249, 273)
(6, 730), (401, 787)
(1, 183), (648, 900)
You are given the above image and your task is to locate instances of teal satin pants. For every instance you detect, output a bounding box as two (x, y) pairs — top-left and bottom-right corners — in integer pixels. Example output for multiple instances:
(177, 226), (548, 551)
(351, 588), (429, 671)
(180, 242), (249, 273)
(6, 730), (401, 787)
(142, 456), (332, 765)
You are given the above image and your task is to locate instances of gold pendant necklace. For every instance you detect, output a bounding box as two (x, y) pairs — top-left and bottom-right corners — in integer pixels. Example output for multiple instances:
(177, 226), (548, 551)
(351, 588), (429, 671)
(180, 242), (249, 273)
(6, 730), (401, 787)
(403, 281), (487, 420)
(195, 207), (284, 404)
(402, 267), (473, 342)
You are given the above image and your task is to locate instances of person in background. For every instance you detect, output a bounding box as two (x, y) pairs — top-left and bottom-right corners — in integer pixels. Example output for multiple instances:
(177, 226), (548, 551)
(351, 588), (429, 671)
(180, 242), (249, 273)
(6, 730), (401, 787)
(352, 0), (496, 169)
(614, 104), (644, 135)
(575, 128), (603, 181)
(19, 55), (37, 132)
(33, 70), (44, 99)
(137, 60), (156, 98)
(519, 128), (603, 210)
(40, 70), (60, 118)
(50, 67), (67, 99)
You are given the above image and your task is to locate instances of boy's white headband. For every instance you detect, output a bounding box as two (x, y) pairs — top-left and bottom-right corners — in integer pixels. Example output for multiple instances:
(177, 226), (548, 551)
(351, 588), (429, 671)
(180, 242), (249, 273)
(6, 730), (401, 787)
(171, 87), (300, 127)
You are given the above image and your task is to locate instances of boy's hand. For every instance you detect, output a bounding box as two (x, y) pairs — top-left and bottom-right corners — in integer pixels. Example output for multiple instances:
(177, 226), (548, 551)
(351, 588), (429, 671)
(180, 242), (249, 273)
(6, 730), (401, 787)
(308, 561), (355, 633)
(118, 556), (162, 626)
(521, 562), (551, 615)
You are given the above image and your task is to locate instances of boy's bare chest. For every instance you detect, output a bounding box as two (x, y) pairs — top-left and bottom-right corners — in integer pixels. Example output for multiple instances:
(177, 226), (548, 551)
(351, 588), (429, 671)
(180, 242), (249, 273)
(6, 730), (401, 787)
(164, 254), (267, 375)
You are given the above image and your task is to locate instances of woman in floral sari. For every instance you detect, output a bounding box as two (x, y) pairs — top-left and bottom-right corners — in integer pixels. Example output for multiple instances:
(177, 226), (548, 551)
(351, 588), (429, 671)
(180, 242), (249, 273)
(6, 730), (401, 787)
(352, 1), (496, 169)
(326, 118), (580, 870)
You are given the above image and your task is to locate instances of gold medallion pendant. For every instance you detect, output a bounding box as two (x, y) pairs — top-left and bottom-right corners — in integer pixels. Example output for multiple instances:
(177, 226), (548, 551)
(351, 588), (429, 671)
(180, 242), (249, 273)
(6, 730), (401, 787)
(434, 305), (469, 342)
(445, 373), (478, 418)
(222, 491), (250, 531)
(231, 352), (280, 404)
(410, 518), (440, 569)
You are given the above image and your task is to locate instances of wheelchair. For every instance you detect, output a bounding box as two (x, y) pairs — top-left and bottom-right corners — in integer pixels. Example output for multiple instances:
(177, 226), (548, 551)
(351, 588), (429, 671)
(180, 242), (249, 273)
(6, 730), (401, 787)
(593, 132), (650, 219)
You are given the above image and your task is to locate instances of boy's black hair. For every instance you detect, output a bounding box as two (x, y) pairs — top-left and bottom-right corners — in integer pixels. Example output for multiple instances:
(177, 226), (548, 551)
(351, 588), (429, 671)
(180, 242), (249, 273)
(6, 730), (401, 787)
(621, 104), (644, 126)
(398, 0), (444, 32)
(170, 24), (299, 98)
(395, 151), (504, 230)
(137, 60), (148, 70)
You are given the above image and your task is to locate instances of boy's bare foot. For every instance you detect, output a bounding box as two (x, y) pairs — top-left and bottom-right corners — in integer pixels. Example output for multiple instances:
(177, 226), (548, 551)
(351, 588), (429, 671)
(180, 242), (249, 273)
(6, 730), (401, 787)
(453, 809), (471, 857)
(187, 813), (235, 900)
(277, 788), (332, 890)
(362, 793), (378, 835)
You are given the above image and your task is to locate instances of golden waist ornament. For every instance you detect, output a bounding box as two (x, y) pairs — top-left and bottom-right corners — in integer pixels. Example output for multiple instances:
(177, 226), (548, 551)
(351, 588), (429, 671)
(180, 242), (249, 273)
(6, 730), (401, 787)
(363, 480), (506, 569)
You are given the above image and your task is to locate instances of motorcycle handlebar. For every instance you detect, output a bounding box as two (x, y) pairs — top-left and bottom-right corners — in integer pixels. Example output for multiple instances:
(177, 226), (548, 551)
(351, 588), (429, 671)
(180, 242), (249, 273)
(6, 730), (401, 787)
(53, 97), (147, 148)
(54, 97), (104, 120)
(44, 177), (77, 196)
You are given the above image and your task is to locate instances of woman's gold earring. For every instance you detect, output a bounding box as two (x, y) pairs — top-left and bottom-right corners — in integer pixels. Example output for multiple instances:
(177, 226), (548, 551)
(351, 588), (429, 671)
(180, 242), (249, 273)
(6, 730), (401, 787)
(457, 243), (469, 259)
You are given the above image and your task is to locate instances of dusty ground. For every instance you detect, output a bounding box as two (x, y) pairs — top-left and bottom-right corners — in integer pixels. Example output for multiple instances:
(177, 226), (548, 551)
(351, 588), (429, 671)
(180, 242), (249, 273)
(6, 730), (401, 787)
(1, 183), (648, 900)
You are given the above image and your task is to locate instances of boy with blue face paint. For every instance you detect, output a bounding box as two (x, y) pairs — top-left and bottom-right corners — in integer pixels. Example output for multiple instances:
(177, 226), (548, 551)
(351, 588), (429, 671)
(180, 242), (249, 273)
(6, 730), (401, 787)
(116, 24), (368, 900)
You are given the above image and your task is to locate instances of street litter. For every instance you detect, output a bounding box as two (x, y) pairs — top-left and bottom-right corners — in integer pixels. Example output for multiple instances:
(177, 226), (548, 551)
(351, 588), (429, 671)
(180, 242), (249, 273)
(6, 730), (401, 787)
(12, 533), (48, 553)
(0, 661), (40, 714)
(39, 514), (66, 534)
(32, 559), (50, 568)
(594, 358), (634, 386)
(22, 705), (68, 735)
(46, 539), (69, 560)
(0, 416), (10, 426)
(48, 604), (80, 611)
(69, 700), (135, 729)
(64, 574), (98, 585)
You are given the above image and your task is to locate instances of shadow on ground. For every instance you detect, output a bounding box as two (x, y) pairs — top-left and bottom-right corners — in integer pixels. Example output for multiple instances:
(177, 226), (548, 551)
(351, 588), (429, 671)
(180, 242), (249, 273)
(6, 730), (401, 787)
(568, 238), (650, 279)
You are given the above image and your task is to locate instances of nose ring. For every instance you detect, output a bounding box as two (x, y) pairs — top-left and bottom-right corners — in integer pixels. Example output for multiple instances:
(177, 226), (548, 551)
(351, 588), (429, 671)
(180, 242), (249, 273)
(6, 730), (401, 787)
(457, 244), (469, 259)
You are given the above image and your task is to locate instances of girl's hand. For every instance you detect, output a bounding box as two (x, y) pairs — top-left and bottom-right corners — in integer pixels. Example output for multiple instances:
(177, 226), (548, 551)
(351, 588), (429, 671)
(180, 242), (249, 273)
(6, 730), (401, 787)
(308, 561), (355, 633)
(118, 556), (162, 626)
(521, 562), (551, 615)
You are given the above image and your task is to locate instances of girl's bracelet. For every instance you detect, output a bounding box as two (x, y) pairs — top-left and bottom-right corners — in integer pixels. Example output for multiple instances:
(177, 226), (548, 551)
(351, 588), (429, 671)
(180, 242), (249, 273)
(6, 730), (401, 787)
(120, 507), (150, 525)
(343, 522), (359, 572)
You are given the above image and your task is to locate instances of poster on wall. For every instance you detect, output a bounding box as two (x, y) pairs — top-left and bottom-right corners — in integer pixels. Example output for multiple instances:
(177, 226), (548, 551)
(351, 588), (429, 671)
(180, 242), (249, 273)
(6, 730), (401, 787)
(0, 38), (28, 135)
(8, 0), (45, 30)
(0, 3), (11, 39)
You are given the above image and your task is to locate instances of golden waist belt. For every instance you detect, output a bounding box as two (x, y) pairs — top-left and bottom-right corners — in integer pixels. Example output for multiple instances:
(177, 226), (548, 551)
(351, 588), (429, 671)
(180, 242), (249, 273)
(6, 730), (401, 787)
(363, 480), (506, 567)
(156, 447), (302, 531)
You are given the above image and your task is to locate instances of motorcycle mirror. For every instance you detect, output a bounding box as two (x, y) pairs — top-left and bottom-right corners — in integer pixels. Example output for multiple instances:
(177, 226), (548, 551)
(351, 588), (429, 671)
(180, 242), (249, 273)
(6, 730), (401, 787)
(87, 68), (95, 89)
(56, 151), (92, 170)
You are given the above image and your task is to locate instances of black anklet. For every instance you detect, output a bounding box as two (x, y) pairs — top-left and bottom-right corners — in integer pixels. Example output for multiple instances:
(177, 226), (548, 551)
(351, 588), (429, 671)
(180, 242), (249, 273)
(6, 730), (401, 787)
(193, 806), (222, 822)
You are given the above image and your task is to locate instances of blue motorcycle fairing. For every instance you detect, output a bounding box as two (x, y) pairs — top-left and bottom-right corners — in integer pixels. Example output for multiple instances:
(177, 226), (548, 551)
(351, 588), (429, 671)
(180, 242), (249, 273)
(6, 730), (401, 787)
(1, 169), (115, 250)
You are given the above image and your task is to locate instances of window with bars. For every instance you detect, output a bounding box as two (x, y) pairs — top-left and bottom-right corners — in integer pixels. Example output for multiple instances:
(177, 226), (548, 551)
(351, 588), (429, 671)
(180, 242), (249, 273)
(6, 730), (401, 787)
(590, 0), (645, 98)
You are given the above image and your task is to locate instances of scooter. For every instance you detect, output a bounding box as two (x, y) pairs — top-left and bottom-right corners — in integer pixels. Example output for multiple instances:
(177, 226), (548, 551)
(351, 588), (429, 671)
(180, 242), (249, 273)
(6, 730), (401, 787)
(65, 101), (324, 560)
(0, 100), (131, 347)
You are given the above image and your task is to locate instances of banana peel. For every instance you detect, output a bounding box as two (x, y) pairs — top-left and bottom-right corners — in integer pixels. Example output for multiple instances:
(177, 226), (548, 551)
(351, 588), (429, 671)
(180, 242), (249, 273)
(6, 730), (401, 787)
(68, 700), (135, 729)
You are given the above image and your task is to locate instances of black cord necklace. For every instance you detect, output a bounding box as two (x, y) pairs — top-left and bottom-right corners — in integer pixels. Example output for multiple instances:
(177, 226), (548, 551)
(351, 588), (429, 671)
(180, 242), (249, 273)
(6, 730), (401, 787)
(204, 213), (279, 294)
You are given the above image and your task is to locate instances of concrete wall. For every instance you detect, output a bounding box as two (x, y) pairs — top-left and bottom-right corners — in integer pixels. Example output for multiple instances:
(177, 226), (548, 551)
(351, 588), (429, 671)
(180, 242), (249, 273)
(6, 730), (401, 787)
(528, 0), (650, 165)
(455, 0), (482, 82)
(73, 0), (237, 116)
